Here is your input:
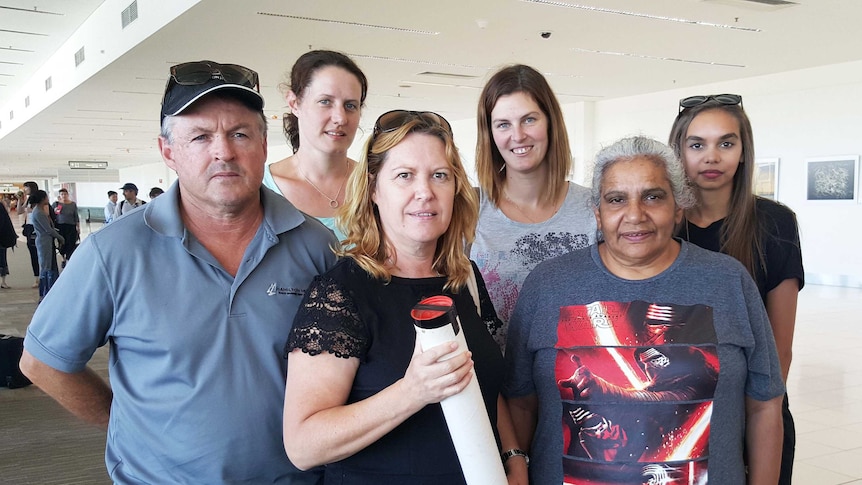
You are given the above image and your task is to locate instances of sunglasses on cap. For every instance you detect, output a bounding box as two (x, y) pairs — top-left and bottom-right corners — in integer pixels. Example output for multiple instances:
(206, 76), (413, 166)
(372, 110), (452, 137)
(678, 94), (742, 112)
(168, 61), (259, 91)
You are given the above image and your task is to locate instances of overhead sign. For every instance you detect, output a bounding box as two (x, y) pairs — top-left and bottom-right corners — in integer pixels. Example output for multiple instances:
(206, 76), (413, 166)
(68, 161), (109, 169)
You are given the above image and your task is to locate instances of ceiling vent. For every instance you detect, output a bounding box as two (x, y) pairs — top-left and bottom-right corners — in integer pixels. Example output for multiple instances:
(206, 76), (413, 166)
(45, 76), (52, 91)
(121, 1), (138, 29)
(74, 47), (85, 67)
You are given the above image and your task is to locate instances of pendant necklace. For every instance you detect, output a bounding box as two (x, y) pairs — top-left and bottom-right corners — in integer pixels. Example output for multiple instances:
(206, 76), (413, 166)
(297, 158), (348, 208)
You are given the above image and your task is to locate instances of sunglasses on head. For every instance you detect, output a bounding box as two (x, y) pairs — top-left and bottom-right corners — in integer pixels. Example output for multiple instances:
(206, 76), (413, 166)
(372, 110), (452, 137)
(168, 61), (259, 91)
(678, 94), (742, 112)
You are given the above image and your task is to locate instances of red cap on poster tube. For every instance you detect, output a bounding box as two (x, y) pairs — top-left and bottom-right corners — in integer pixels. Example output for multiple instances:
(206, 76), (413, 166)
(411, 296), (458, 331)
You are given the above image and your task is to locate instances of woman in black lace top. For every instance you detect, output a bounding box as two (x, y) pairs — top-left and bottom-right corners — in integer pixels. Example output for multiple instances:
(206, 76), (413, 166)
(282, 110), (527, 484)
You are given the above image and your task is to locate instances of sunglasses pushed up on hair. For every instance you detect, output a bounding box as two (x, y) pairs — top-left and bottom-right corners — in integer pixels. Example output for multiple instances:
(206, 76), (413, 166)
(372, 110), (452, 136)
(678, 94), (742, 112)
(168, 61), (260, 91)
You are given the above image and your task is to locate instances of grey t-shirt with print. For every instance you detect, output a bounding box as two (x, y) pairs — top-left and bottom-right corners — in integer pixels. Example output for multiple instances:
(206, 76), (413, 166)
(504, 241), (784, 485)
(470, 182), (597, 351)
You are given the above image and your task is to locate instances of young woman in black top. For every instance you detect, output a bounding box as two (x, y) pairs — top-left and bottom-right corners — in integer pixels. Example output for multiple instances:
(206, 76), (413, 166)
(670, 94), (804, 485)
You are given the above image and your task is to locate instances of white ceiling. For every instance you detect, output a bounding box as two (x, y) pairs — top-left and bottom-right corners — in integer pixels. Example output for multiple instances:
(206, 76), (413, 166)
(1, 0), (861, 180)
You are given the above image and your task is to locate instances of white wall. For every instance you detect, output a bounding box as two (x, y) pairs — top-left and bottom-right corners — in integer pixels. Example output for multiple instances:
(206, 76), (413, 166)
(587, 60), (862, 287)
(74, 182), (122, 207)
(118, 161), (175, 200)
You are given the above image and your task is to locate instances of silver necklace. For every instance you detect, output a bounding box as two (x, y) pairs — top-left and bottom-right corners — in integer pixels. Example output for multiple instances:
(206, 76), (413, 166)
(504, 190), (559, 224)
(297, 158), (348, 208)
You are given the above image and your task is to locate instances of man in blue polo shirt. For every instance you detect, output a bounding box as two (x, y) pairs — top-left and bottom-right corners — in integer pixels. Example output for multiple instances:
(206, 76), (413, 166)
(20, 61), (337, 484)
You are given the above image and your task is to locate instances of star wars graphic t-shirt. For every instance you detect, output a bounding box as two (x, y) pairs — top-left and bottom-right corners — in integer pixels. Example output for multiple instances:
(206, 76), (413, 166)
(504, 242), (785, 485)
(555, 300), (717, 483)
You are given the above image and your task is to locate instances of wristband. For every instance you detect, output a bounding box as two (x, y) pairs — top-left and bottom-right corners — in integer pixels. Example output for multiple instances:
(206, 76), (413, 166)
(501, 448), (529, 467)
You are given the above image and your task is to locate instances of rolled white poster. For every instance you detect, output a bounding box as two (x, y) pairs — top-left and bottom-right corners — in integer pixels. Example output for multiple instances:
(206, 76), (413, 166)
(411, 295), (507, 485)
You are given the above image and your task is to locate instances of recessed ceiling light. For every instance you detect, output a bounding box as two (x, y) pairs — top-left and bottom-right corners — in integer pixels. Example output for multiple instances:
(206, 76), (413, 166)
(520, 0), (762, 32)
(257, 12), (438, 35)
(398, 80), (481, 90)
(349, 54), (485, 70)
(572, 47), (745, 68)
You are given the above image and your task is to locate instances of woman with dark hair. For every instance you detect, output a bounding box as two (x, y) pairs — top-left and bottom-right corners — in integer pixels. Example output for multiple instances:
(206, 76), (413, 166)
(28, 189), (64, 301)
(506, 136), (784, 485)
(283, 110), (527, 484)
(21, 181), (41, 288)
(669, 94), (803, 485)
(471, 64), (596, 352)
(263, 50), (368, 240)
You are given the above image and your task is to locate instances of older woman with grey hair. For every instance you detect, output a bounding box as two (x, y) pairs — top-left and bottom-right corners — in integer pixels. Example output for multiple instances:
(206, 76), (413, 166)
(504, 136), (785, 485)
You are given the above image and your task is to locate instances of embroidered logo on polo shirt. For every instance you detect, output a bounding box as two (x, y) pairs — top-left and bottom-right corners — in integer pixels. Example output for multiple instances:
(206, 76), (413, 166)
(266, 282), (304, 297)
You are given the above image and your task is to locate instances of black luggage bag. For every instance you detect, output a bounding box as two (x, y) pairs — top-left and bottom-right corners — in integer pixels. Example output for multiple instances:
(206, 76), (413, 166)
(0, 334), (32, 389)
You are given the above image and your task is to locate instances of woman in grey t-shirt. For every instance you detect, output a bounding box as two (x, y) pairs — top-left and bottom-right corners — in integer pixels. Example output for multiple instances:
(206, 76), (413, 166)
(471, 65), (596, 352)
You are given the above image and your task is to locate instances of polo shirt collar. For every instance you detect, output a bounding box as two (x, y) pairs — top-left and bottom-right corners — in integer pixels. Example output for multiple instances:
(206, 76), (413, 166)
(143, 181), (306, 239)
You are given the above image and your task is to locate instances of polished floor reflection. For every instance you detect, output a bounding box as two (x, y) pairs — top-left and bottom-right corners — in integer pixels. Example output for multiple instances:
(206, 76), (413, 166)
(1, 229), (861, 483)
(789, 284), (862, 484)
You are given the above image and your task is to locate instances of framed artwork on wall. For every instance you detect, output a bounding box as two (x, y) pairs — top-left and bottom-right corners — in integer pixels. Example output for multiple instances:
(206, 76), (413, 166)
(805, 156), (859, 201)
(754, 158), (779, 200)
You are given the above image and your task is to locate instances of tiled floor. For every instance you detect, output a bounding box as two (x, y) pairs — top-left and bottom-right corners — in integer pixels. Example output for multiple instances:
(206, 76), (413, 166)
(1, 227), (861, 483)
(789, 284), (862, 484)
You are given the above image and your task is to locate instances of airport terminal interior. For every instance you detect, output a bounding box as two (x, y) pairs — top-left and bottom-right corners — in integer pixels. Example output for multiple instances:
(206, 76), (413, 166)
(3, 229), (862, 483)
(3, 0), (862, 483)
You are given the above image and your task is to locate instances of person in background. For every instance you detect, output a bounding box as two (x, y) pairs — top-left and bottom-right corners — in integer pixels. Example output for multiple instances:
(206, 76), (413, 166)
(505, 136), (784, 485)
(15, 190), (27, 227)
(20, 60), (337, 484)
(104, 191), (118, 224)
(51, 188), (80, 266)
(471, 64), (596, 352)
(0, 200), (15, 289)
(27, 190), (64, 301)
(669, 93), (803, 485)
(114, 182), (146, 219)
(283, 110), (527, 484)
(263, 50), (368, 240)
(21, 182), (40, 288)
(148, 187), (164, 199)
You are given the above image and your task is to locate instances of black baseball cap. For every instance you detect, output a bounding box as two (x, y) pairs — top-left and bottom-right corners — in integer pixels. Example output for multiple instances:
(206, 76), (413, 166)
(160, 61), (264, 123)
(120, 183), (138, 192)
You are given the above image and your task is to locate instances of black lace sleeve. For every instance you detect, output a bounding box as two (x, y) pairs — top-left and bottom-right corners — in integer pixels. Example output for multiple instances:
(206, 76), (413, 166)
(285, 275), (368, 360)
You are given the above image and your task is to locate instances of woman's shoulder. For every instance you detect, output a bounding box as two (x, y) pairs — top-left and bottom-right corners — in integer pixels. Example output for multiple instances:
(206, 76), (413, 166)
(320, 257), (379, 288)
(754, 197), (799, 236)
(567, 181), (592, 198)
(562, 182), (595, 211)
(755, 197), (795, 218)
(681, 240), (749, 275)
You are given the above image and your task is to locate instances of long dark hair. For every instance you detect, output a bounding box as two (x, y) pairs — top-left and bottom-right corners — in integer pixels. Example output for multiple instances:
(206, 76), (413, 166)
(669, 101), (763, 277)
(28, 189), (48, 207)
(282, 50), (368, 153)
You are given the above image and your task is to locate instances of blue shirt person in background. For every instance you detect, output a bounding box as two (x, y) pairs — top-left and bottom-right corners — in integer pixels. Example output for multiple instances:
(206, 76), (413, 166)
(103, 190), (117, 224)
(20, 60), (337, 484)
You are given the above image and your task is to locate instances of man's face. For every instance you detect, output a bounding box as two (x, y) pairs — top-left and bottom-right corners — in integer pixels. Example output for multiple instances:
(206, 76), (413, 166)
(122, 189), (136, 201)
(158, 96), (266, 214)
